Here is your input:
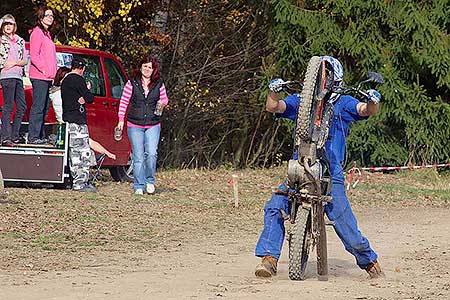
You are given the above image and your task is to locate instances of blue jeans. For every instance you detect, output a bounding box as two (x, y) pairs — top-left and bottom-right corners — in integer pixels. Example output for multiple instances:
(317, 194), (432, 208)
(0, 78), (26, 141)
(28, 79), (52, 140)
(255, 181), (378, 269)
(127, 125), (160, 191)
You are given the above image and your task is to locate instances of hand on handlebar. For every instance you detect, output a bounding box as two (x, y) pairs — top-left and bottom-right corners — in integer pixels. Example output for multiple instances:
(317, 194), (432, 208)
(268, 78), (286, 93)
(366, 89), (381, 104)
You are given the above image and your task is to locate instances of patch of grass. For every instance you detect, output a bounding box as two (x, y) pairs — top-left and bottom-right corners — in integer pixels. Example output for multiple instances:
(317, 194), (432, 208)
(201, 200), (230, 209)
(1, 166), (449, 271)
(8, 231), (27, 240)
(32, 233), (68, 251)
(78, 240), (109, 248)
(397, 169), (450, 190)
(76, 212), (108, 223)
(351, 176), (450, 204)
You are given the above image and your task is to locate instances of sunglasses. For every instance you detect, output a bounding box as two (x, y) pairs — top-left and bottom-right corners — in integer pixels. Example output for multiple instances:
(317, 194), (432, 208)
(3, 21), (15, 26)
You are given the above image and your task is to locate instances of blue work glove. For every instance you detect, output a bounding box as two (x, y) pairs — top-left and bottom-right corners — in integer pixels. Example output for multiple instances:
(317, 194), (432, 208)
(366, 89), (381, 104)
(268, 78), (286, 93)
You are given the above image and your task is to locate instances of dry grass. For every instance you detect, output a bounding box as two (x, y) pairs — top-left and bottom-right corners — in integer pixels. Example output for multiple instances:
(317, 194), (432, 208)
(0, 166), (449, 272)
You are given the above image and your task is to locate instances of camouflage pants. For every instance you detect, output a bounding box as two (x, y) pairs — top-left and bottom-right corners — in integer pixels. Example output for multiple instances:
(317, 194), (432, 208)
(68, 123), (94, 190)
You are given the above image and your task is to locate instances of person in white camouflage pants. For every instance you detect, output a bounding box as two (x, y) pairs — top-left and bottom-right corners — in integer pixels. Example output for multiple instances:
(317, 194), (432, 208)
(67, 123), (96, 189)
(61, 58), (96, 192)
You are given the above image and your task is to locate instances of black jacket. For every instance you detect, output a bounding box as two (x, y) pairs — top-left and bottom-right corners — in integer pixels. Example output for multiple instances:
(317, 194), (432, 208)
(127, 78), (162, 126)
(61, 73), (94, 125)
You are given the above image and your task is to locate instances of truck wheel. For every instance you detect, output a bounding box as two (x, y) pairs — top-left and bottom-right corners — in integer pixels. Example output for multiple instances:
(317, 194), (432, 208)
(109, 156), (133, 182)
(55, 176), (73, 189)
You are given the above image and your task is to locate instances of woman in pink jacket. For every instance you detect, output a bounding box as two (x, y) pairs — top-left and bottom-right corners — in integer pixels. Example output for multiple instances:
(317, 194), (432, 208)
(28, 6), (57, 144)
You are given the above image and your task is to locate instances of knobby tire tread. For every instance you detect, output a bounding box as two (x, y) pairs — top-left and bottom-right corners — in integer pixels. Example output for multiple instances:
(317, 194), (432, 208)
(288, 207), (311, 280)
(295, 56), (323, 146)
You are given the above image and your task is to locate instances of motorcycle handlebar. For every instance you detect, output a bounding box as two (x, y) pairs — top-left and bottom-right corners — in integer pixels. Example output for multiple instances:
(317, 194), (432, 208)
(334, 87), (370, 101)
(280, 81), (304, 90)
(279, 81), (370, 102)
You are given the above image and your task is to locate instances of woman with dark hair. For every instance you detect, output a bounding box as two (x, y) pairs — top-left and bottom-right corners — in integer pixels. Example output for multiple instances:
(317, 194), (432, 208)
(0, 14), (28, 146)
(28, 6), (57, 144)
(116, 54), (169, 195)
(49, 66), (70, 123)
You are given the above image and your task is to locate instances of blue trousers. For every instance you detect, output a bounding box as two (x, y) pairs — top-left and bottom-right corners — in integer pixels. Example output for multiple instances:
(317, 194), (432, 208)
(28, 79), (52, 140)
(127, 125), (160, 192)
(255, 181), (377, 269)
(0, 78), (26, 141)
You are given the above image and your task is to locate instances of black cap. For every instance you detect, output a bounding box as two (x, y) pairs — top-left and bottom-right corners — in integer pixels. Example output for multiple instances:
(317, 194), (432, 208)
(71, 58), (86, 69)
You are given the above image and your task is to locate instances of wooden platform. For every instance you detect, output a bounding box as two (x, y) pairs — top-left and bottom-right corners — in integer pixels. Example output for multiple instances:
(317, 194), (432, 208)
(0, 143), (57, 150)
(0, 145), (65, 182)
(16, 143), (57, 149)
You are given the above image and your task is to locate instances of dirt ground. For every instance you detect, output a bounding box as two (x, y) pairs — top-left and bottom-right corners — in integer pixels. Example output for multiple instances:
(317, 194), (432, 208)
(1, 168), (449, 299)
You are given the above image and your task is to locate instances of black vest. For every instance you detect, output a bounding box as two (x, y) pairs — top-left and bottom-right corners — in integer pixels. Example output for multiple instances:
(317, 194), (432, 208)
(127, 78), (163, 126)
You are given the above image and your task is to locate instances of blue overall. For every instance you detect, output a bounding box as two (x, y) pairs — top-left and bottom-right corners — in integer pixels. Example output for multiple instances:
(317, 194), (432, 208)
(255, 94), (378, 269)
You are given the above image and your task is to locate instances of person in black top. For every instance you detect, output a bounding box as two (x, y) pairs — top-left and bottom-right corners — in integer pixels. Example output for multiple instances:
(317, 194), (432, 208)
(61, 58), (96, 192)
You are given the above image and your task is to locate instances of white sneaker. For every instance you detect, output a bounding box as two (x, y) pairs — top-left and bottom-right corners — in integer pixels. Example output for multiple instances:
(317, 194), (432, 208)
(146, 183), (155, 194)
(134, 189), (144, 195)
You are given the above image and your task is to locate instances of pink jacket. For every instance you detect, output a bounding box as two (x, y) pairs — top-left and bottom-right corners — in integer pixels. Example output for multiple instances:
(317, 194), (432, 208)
(29, 26), (57, 81)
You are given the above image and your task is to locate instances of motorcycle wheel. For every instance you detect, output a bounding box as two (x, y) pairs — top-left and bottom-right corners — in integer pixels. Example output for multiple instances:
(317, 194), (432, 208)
(295, 56), (330, 146)
(288, 206), (312, 280)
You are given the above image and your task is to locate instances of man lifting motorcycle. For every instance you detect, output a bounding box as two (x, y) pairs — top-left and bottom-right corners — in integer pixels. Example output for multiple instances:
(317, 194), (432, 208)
(254, 56), (384, 279)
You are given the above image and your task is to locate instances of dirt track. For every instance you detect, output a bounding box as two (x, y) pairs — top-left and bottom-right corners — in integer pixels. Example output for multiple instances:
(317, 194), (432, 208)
(2, 205), (450, 300)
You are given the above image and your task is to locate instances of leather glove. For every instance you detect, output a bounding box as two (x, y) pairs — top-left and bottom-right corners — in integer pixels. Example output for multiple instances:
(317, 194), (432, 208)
(268, 78), (285, 93)
(366, 89), (381, 104)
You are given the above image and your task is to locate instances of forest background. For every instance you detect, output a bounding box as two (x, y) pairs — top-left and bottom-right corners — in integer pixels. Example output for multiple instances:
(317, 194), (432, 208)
(2, 0), (450, 170)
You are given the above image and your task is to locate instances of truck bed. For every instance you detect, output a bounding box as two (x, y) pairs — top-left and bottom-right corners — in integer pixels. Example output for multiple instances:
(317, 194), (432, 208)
(0, 124), (69, 184)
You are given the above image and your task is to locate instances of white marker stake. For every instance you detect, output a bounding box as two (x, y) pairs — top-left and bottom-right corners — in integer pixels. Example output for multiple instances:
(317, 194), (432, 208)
(0, 168), (5, 200)
(232, 174), (239, 208)
(0, 168), (4, 190)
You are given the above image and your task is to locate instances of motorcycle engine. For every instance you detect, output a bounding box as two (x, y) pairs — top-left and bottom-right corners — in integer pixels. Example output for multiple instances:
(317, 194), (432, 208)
(287, 159), (323, 187)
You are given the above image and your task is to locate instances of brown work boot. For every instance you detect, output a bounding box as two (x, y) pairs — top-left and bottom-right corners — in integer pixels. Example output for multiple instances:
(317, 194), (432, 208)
(255, 256), (278, 278)
(365, 260), (384, 279)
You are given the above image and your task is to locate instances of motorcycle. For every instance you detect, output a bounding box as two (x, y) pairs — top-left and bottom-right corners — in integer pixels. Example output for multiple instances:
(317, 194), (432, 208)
(274, 56), (384, 281)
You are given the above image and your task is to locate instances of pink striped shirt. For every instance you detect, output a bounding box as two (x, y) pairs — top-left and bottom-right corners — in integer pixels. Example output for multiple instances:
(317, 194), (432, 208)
(118, 80), (169, 128)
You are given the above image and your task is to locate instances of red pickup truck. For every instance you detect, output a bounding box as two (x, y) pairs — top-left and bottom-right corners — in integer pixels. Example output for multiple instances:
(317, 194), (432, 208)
(0, 45), (133, 185)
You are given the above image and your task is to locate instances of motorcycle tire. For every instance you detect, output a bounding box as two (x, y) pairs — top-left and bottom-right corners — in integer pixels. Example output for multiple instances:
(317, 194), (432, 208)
(295, 56), (330, 146)
(288, 206), (312, 280)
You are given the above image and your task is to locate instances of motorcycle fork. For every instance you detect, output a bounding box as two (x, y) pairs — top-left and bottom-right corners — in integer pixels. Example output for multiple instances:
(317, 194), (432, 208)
(304, 159), (329, 281)
(313, 64), (327, 127)
(314, 200), (328, 281)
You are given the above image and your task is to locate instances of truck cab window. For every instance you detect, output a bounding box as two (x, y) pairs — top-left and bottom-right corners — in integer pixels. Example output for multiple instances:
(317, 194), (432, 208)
(58, 53), (106, 97)
(78, 55), (105, 97)
(105, 58), (126, 99)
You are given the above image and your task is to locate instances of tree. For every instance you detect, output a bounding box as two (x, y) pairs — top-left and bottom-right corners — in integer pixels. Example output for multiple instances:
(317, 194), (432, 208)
(157, 0), (280, 168)
(270, 0), (450, 167)
(10, 0), (281, 168)
(7, 0), (449, 168)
